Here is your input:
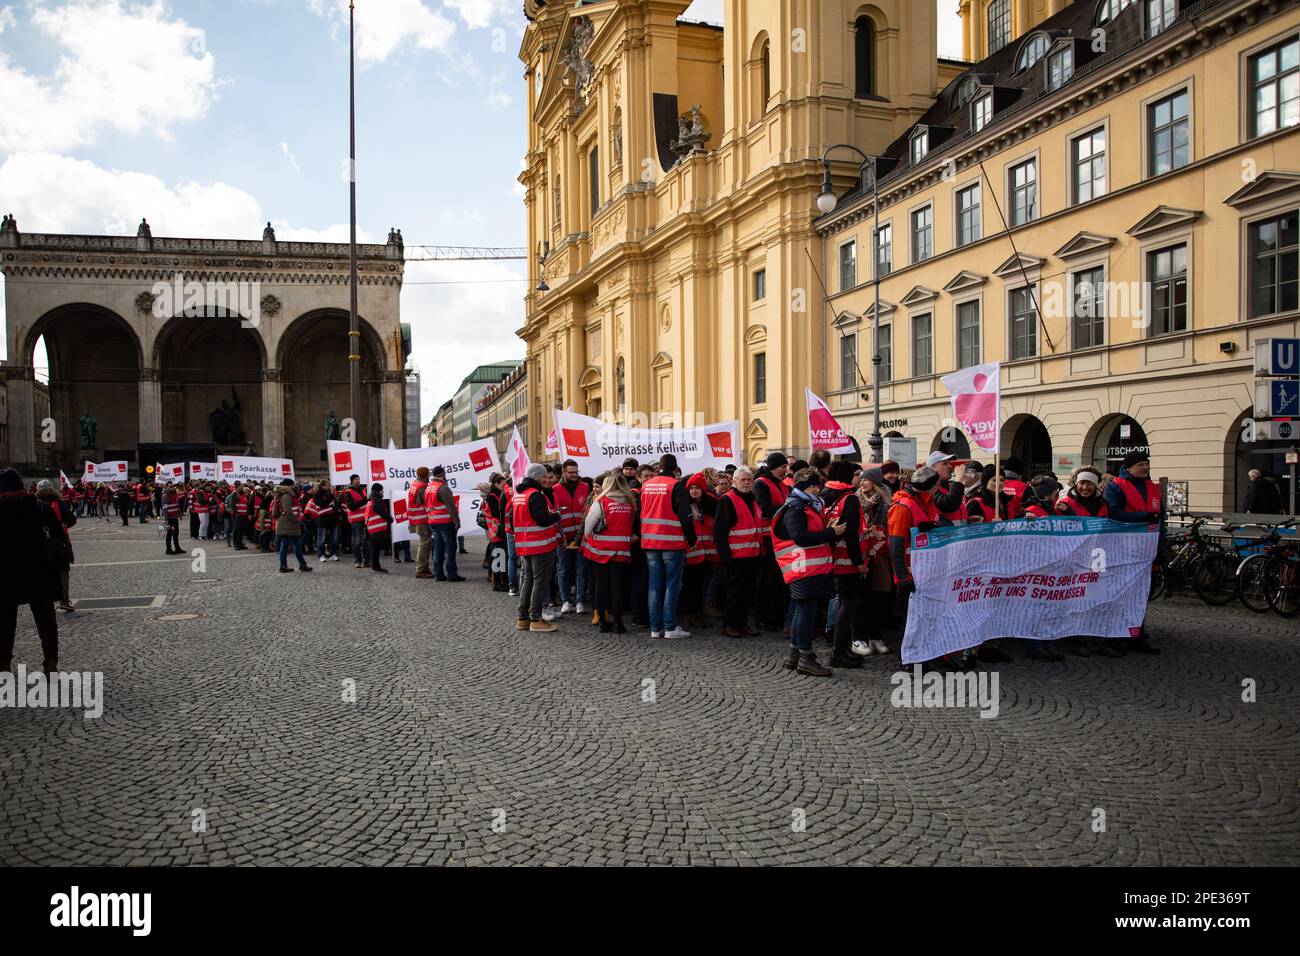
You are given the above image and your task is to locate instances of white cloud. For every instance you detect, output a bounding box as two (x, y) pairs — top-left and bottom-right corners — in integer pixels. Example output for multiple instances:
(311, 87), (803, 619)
(279, 142), (302, 174)
(0, 7), (16, 32)
(0, 0), (218, 153)
(441, 0), (514, 30)
(310, 0), (456, 64)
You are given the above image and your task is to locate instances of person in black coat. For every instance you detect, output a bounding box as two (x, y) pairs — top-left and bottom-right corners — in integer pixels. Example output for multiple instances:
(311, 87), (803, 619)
(1243, 469), (1284, 515)
(366, 483), (393, 573)
(0, 468), (64, 673)
(773, 468), (845, 677)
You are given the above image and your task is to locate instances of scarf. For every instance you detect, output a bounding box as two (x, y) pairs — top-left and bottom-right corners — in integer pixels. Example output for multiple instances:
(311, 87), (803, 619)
(790, 486), (824, 513)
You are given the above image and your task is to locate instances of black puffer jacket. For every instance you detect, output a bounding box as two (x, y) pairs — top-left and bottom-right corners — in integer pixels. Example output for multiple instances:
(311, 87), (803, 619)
(774, 494), (838, 601)
(0, 492), (66, 606)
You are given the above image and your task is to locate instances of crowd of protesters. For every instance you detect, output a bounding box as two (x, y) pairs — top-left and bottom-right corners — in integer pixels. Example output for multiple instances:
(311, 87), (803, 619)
(3, 445), (1166, 679)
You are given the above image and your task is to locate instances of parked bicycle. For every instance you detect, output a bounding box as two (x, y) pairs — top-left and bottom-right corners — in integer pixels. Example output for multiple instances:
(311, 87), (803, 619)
(1235, 518), (1297, 614)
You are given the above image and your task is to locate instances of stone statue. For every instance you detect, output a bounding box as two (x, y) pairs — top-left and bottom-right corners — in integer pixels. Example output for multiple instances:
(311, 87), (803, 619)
(209, 387), (245, 445)
(262, 221), (276, 242)
(325, 411), (342, 442)
(137, 218), (152, 239)
(78, 410), (97, 449)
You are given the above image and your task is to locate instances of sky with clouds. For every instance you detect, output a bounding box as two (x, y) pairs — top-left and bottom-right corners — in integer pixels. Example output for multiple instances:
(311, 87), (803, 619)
(0, 0), (963, 423)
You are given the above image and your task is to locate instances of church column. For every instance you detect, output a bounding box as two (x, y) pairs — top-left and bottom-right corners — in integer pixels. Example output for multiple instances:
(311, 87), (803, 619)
(262, 368), (284, 457)
(3, 364), (38, 468)
(139, 367), (162, 444)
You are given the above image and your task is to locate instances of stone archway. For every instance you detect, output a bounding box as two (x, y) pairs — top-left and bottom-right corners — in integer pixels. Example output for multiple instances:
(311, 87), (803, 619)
(1084, 412), (1151, 477)
(1002, 412), (1053, 476)
(277, 309), (385, 467)
(154, 312), (267, 449)
(24, 303), (142, 466)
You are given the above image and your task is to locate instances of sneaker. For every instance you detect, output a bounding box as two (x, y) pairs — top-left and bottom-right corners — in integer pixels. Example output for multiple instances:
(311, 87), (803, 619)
(575, 602), (587, 614)
(649, 632), (664, 640)
(529, 620), (557, 633)
(508, 588), (519, 597)
(541, 608), (561, 622)
(663, 627), (692, 640)
(330, 555), (340, 562)
(561, 601), (574, 614)
(851, 640), (873, 657)
(319, 556), (327, 563)
(869, 640), (889, 655)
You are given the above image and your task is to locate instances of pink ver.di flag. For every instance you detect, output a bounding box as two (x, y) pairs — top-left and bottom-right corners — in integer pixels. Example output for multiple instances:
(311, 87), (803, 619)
(806, 388), (856, 452)
(940, 361), (1001, 454)
(505, 425), (531, 484)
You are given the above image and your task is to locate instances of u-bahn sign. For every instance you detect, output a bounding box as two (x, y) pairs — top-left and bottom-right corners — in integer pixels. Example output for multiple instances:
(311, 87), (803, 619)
(1254, 337), (1300, 377)
(1255, 419), (1295, 441)
(1255, 378), (1300, 419)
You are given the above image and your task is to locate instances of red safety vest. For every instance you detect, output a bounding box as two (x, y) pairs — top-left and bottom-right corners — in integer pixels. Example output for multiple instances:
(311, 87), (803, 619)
(363, 500), (388, 535)
(512, 486), (559, 556)
(193, 491), (209, 515)
(344, 488), (367, 524)
(580, 497), (634, 564)
(825, 493), (865, 575)
(1112, 476), (1161, 515)
(1025, 503), (1050, 518)
(1056, 494), (1108, 518)
(407, 480), (428, 526)
(236, 494), (250, 517)
(755, 475), (788, 543)
(164, 494), (179, 518)
(723, 491), (763, 559)
(1004, 478), (1028, 500)
(770, 503), (834, 583)
(425, 479), (453, 525)
(967, 495), (1022, 522)
(639, 476), (686, 551)
(552, 481), (589, 539)
(686, 508), (718, 566)
(935, 480), (966, 523)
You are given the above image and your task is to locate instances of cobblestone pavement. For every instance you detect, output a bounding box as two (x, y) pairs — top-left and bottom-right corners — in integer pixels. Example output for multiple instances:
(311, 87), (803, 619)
(1, 518), (1297, 866)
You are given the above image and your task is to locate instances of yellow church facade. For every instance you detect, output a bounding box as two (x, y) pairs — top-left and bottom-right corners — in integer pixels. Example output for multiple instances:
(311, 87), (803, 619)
(519, 0), (1299, 512)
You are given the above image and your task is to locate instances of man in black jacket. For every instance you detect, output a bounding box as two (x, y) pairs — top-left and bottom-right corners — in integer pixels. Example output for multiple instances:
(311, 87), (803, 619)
(714, 467), (761, 637)
(822, 461), (868, 668)
(1243, 469), (1284, 515)
(515, 463), (563, 628)
(0, 468), (64, 674)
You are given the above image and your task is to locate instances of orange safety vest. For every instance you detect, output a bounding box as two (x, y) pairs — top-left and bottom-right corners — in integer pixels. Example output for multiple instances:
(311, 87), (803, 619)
(639, 476), (686, 550)
(552, 481), (590, 539)
(770, 503), (834, 583)
(363, 500), (388, 535)
(235, 494), (251, 517)
(344, 488), (367, 524)
(825, 492), (865, 575)
(685, 509), (718, 566)
(723, 490), (762, 559)
(407, 480), (428, 526)
(512, 486), (559, 556)
(424, 479), (453, 525)
(1057, 494), (1107, 518)
(163, 494), (179, 518)
(580, 497), (634, 564)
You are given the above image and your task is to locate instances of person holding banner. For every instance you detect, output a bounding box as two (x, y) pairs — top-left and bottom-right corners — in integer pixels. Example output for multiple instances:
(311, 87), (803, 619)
(425, 465), (464, 582)
(753, 453), (791, 632)
(927, 453), (966, 525)
(772, 468), (845, 676)
(965, 466), (1023, 522)
(341, 476), (369, 569)
(1102, 450), (1164, 655)
(483, 474), (510, 592)
(713, 468), (762, 638)
(408, 467), (433, 579)
(822, 461), (870, 669)
(1056, 467), (1109, 519)
(887, 466), (941, 641)
(514, 463), (563, 632)
(362, 483), (394, 573)
(681, 473), (718, 630)
(162, 483), (182, 555)
(554, 460), (592, 614)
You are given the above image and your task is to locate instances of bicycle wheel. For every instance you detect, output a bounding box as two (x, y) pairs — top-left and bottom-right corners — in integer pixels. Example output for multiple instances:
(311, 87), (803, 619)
(1264, 557), (1300, 617)
(1193, 553), (1239, 606)
(1148, 564), (1166, 602)
(1236, 553), (1274, 613)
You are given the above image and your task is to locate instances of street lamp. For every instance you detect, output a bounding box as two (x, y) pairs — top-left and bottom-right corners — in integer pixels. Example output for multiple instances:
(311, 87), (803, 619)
(347, 0), (360, 433)
(818, 144), (882, 464)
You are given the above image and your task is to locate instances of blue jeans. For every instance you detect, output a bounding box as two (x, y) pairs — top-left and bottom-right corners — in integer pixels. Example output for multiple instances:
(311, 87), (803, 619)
(316, 523), (340, 556)
(506, 533), (518, 590)
(352, 529), (369, 564)
(790, 597), (818, 652)
(645, 549), (685, 633)
(278, 534), (306, 569)
(393, 540), (411, 561)
(431, 524), (458, 578)
(825, 594), (839, 634)
(556, 545), (588, 605)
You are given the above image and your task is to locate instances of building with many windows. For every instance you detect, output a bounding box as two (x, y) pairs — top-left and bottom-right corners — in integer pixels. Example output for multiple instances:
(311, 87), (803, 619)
(475, 363), (529, 461)
(450, 361), (524, 445)
(818, 0), (1299, 512)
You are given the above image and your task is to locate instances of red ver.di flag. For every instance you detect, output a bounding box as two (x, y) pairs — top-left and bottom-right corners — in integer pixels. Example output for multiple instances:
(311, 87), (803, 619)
(940, 361), (1001, 454)
(806, 388), (856, 452)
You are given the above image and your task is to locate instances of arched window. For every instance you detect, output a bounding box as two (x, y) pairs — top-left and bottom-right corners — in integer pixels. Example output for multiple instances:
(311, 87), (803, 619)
(1016, 33), (1049, 71)
(952, 75), (981, 110)
(761, 40), (771, 113)
(986, 0), (1010, 55)
(854, 16), (875, 98)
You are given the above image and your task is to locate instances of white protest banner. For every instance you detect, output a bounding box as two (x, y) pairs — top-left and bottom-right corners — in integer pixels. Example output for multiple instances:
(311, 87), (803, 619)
(551, 409), (741, 476)
(59, 471), (74, 491)
(157, 462), (187, 483)
(901, 517), (1157, 665)
(84, 460), (128, 482)
(365, 438), (500, 542)
(217, 455), (295, 484)
(189, 462), (218, 481)
(940, 361), (1001, 455)
(326, 440), (371, 487)
(806, 388), (856, 452)
(505, 425), (530, 485)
